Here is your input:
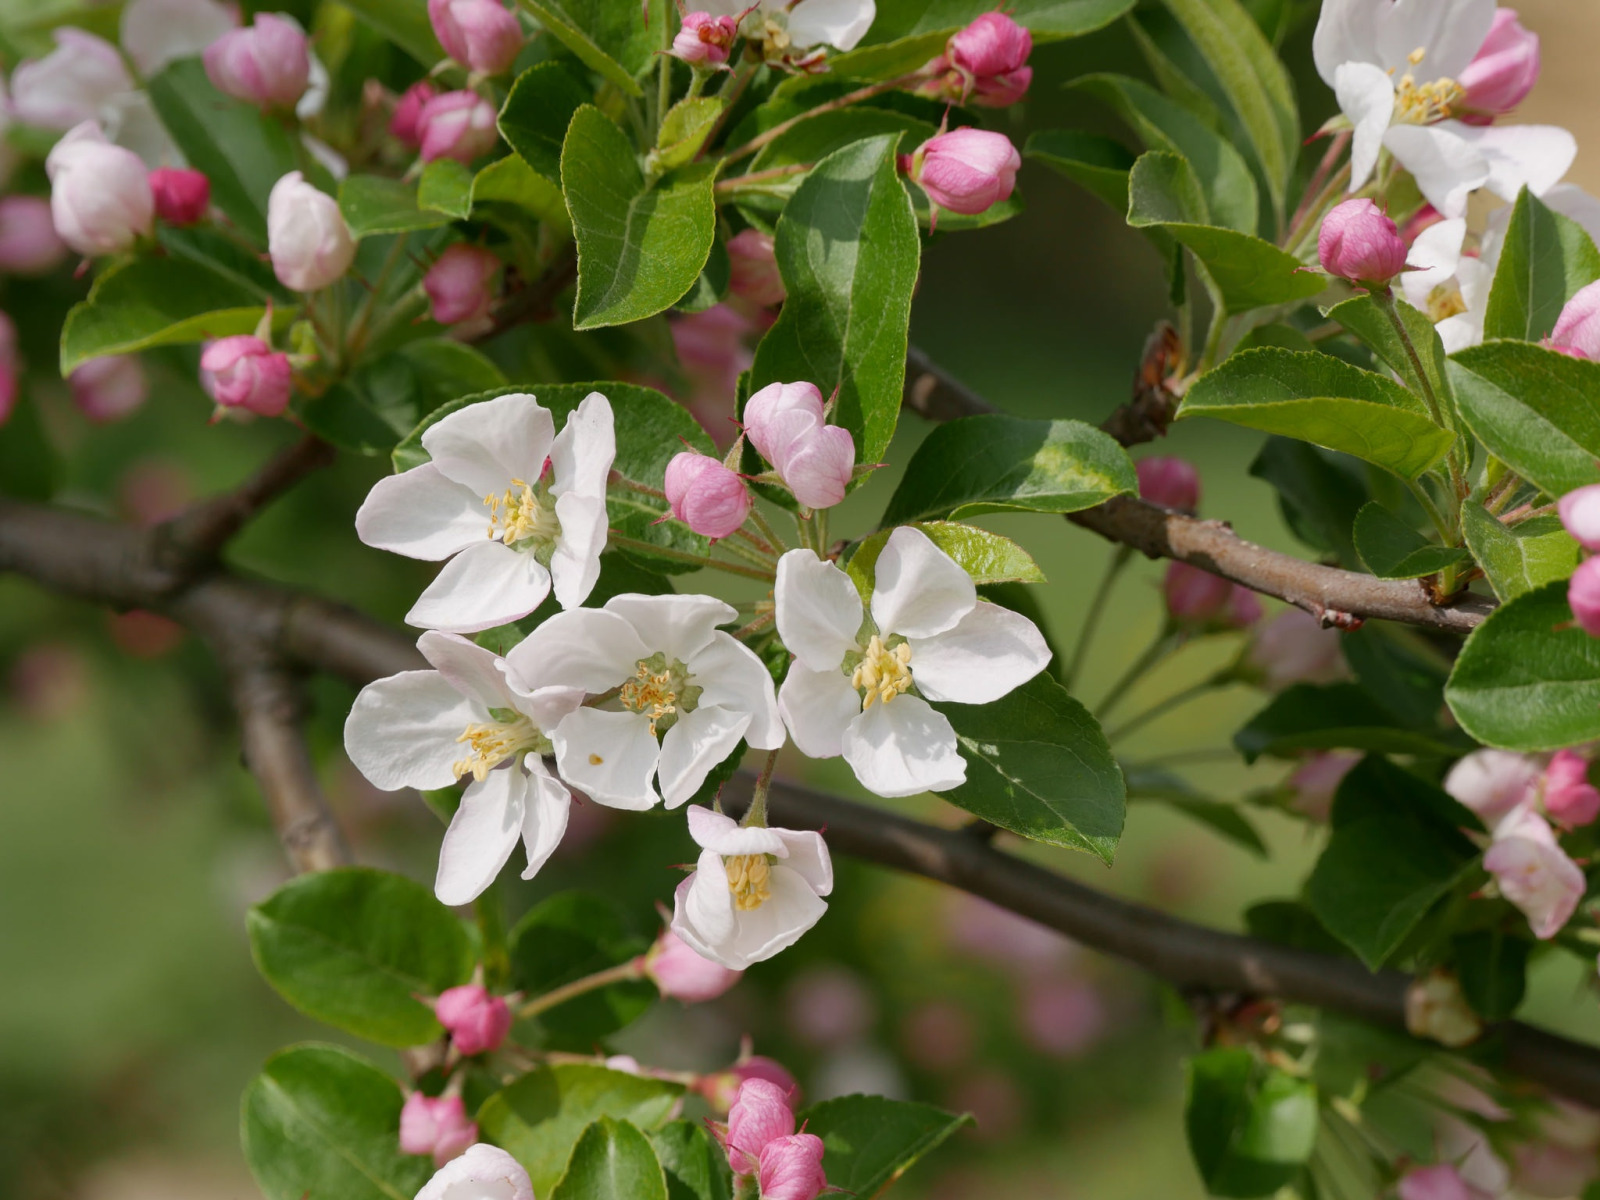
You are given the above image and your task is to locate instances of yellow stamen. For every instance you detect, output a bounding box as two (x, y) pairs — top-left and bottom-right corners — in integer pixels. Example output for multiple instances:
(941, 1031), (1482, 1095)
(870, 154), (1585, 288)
(1393, 71), (1465, 125)
(726, 854), (772, 911)
(851, 635), (914, 710)
(483, 479), (561, 547)
(619, 664), (679, 736)
(453, 714), (540, 782)
(1426, 281), (1469, 322)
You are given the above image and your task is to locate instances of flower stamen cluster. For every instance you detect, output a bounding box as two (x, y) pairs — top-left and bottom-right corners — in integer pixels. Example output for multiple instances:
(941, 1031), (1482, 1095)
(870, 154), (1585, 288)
(851, 634), (913, 709)
(726, 852), (773, 911)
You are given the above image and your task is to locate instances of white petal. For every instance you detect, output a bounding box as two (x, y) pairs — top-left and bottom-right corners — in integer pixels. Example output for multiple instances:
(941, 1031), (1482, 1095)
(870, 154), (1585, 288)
(773, 828), (833, 895)
(420, 393), (555, 498)
(778, 663), (859, 759)
(1334, 61), (1394, 193)
(549, 392), (616, 501)
(842, 696), (967, 798)
(774, 549), (863, 671)
(1436, 312), (1485, 353)
(1312, 0), (1380, 85)
(417, 1144), (534, 1200)
(909, 601), (1051, 704)
(435, 767), (526, 906)
(354, 462), (484, 561)
(1374, 0), (1494, 78)
(506, 608), (649, 693)
(687, 803), (789, 856)
(1541, 184), (1600, 247)
(406, 540), (551, 634)
(869, 527), (976, 640)
(549, 491), (607, 610)
(1443, 122), (1578, 203)
(1382, 124), (1489, 219)
(674, 849), (738, 957)
(657, 705), (751, 808)
(604, 593), (737, 661)
(551, 708), (661, 810)
(121, 0), (238, 75)
(418, 630), (518, 710)
(344, 671), (478, 791)
(519, 757), (572, 880)
(706, 865), (829, 969)
(1400, 217), (1467, 309)
(786, 0), (875, 50)
(513, 684), (588, 735)
(689, 632), (784, 750)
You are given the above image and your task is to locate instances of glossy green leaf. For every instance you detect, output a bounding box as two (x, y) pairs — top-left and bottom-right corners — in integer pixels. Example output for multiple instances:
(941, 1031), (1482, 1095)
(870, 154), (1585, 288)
(1484, 186), (1600, 343)
(563, 106), (717, 329)
(847, 522), (1046, 599)
(1449, 342), (1600, 496)
(516, 0), (667, 95)
(1352, 502), (1470, 580)
(551, 1119), (668, 1200)
(1025, 129), (1139, 217)
(508, 891), (654, 1049)
(1325, 294), (1453, 412)
(499, 62), (591, 182)
(827, 31), (953, 80)
(1461, 506), (1580, 602)
(1328, 754), (1483, 836)
(1446, 580), (1600, 751)
(242, 1044), (432, 1200)
(337, 0), (444, 65)
(936, 674), (1126, 862)
(862, 0), (1135, 43)
(1179, 347), (1455, 478)
(749, 107), (930, 175)
(419, 158), (477, 219)
(478, 1064), (684, 1196)
(653, 97), (724, 173)
(473, 154), (572, 229)
(1235, 683), (1468, 761)
(750, 134), (919, 468)
(1186, 1049), (1317, 1197)
(339, 175), (453, 238)
(1341, 625), (1453, 734)
(798, 1094), (971, 1196)
(1249, 436), (1369, 566)
(650, 1121), (733, 1200)
(247, 867), (474, 1046)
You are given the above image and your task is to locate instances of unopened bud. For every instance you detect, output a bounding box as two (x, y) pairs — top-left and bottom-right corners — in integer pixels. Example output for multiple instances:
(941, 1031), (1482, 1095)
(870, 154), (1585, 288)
(644, 927), (743, 1002)
(1398, 1163), (1475, 1200)
(727, 229), (785, 308)
(391, 81), (439, 148)
(267, 172), (356, 293)
(758, 1132), (829, 1200)
(203, 13), (311, 110)
(1571, 556), (1600, 638)
(1318, 199), (1408, 285)
(149, 167), (212, 227)
(429, 0), (524, 75)
(1135, 455), (1200, 511)
(400, 1092), (478, 1167)
(46, 122), (154, 258)
(1286, 751), (1360, 823)
(416, 1144), (534, 1200)
(0, 313), (18, 428)
(664, 450), (752, 539)
(1559, 483), (1600, 550)
(1163, 562), (1233, 625)
(725, 1078), (796, 1175)
(947, 12), (1032, 108)
(0, 196), (68, 275)
(1404, 968), (1483, 1048)
(673, 11), (739, 65)
(433, 983), (511, 1056)
(417, 91), (500, 164)
(908, 128), (1021, 216)
(70, 356), (148, 423)
(1244, 609), (1349, 691)
(693, 1056), (800, 1113)
(201, 335), (293, 417)
(1459, 8), (1540, 119)
(1544, 749), (1600, 827)
(1548, 280), (1600, 360)
(425, 244), (502, 327)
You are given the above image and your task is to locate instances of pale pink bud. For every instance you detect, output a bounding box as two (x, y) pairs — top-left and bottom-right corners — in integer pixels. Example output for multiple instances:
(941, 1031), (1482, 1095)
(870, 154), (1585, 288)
(1398, 1164), (1475, 1200)
(1135, 455), (1200, 511)
(1483, 808), (1585, 939)
(758, 1133), (828, 1200)
(1544, 749), (1600, 827)
(744, 380), (825, 466)
(429, 0), (524, 75)
(1404, 968), (1483, 1048)
(417, 90), (500, 164)
(947, 12), (1032, 107)
(267, 171), (356, 292)
(1571, 555), (1600, 638)
(672, 305), (754, 447)
(1163, 561), (1233, 625)
(11, 29), (132, 132)
(910, 128), (1021, 216)
(204, 13), (311, 110)
(782, 425), (855, 510)
(1512, 1140), (1599, 1198)
(1548, 280), (1600, 361)
(416, 1144), (534, 1200)
(664, 450), (752, 539)
(1445, 749), (1543, 823)
(1460, 9), (1540, 118)
(1245, 609), (1349, 691)
(693, 1056), (800, 1113)
(971, 67), (1033, 108)
(0, 312), (18, 428)
(673, 11), (739, 65)
(1286, 751), (1361, 823)
(0, 196), (68, 275)
(1560, 483), (1600, 551)
(392, 82), (440, 148)
(425, 244), (502, 326)
(725, 1078), (796, 1175)
(149, 168), (212, 227)
(1318, 199), (1408, 285)
(70, 356), (148, 423)
(200, 335), (293, 417)
(46, 123), (155, 258)
(644, 927), (743, 1002)
(400, 1092), (478, 1167)
(727, 229), (785, 307)
(434, 984), (510, 1055)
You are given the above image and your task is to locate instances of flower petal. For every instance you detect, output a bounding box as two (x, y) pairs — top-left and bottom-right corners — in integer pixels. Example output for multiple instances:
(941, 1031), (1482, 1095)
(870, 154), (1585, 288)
(605, 593), (737, 661)
(506, 607), (649, 693)
(774, 549), (863, 671)
(909, 601), (1051, 704)
(1400, 217), (1467, 310)
(785, 0), (875, 50)
(704, 865), (829, 969)
(773, 829), (833, 896)
(345, 670), (478, 791)
(354, 462), (484, 561)
(418, 629), (518, 710)
(686, 803), (789, 856)
(658, 705), (752, 808)
(841, 695), (967, 798)
(548, 391), (616, 500)
(420, 392), (555, 497)
(690, 632), (784, 750)
(674, 848), (738, 957)
(778, 663), (859, 759)
(1382, 124), (1489, 219)
(435, 766), (527, 906)
(1374, 0), (1495, 79)
(1312, 0), (1380, 85)
(519, 756), (572, 880)
(1334, 61), (1395, 193)
(550, 491), (607, 610)
(869, 526), (976, 640)
(1443, 122), (1577, 204)
(551, 708), (661, 809)
(406, 539), (552, 633)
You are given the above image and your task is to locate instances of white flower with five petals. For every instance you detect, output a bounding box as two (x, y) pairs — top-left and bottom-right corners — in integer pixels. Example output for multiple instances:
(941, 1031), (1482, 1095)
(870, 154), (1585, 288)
(507, 594), (783, 810)
(355, 392), (614, 633)
(1400, 217), (1497, 352)
(774, 527), (1051, 799)
(671, 806), (833, 969)
(344, 631), (584, 906)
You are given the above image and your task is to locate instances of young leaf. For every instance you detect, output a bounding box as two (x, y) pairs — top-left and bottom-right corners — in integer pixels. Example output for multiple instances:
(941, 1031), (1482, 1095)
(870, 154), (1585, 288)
(750, 134), (920, 470)
(499, 61), (591, 182)
(519, 0), (668, 96)
(846, 522), (1046, 598)
(507, 891), (654, 1049)
(797, 1095), (972, 1196)
(1025, 130), (1140, 216)
(650, 1121), (733, 1200)
(474, 154), (571, 229)
(1461, 506), (1580, 602)
(653, 97), (725, 172)
(1449, 343), (1600, 496)
(861, 0), (1135, 43)
(550, 1119), (668, 1200)
(340, 175), (453, 238)
(418, 158), (477, 219)
(1352, 502), (1470, 580)
(1484, 186), (1600, 342)
(1324, 295), (1454, 412)
(1185, 1049), (1317, 1197)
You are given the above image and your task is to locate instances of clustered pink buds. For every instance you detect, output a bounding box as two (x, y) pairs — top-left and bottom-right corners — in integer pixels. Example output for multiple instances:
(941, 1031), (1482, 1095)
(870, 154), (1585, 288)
(643, 927), (743, 1003)
(1547, 280), (1600, 360)
(425, 244), (503, 327)
(664, 450), (752, 539)
(392, 81), (440, 148)
(692, 1055), (800, 1113)
(267, 172), (357, 293)
(201, 336), (293, 417)
(1459, 8), (1540, 119)
(1318, 199), (1409, 286)
(0, 196), (68, 276)
(1135, 455), (1200, 512)
(907, 128), (1021, 216)
(727, 229), (786, 309)
(1543, 749), (1600, 827)
(399, 1092), (478, 1167)
(672, 12), (739, 66)
(149, 168), (212, 227)
(1163, 562), (1259, 628)
(759, 1133), (829, 1200)
(724, 1078), (798, 1175)
(947, 12), (1033, 107)
(1570, 556), (1600, 638)
(46, 123), (154, 258)
(434, 983), (511, 1056)
(70, 356), (148, 423)
(204, 13), (312, 111)
(417, 91), (501, 164)
(429, 0), (525, 75)
(744, 380), (855, 509)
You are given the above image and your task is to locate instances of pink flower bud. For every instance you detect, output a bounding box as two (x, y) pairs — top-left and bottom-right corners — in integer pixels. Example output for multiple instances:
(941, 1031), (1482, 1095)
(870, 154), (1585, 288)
(782, 424), (855, 510)
(1318, 198), (1408, 285)
(909, 128), (1021, 216)
(434, 984), (511, 1055)
(417, 90), (500, 164)
(1571, 555), (1600, 638)
(1460, 8), (1540, 118)
(200, 336), (293, 417)
(429, 0), (524, 75)
(1548, 280), (1600, 361)
(1286, 751), (1361, 823)
(46, 122), (154, 258)
(392, 82), (440, 149)
(664, 450), (752, 539)
(947, 12), (1032, 107)
(693, 1056), (800, 1113)
(1559, 483), (1600, 551)
(758, 1133), (828, 1200)
(672, 11), (739, 65)
(1163, 562), (1233, 625)
(744, 380), (825, 466)
(1244, 609), (1349, 691)
(149, 168), (212, 227)
(70, 356), (148, 423)
(1484, 808), (1585, 939)
(1135, 455), (1200, 511)
(267, 171), (356, 292)
(727, 229), (786, 308)
(644, 927), (743, 1002)
(1445, 748), (1542, 823)
(1399, 1164), (1475, 1200)
(1227, 585), (1264, 628)
(1544, 749), (1600, 827)
(0, 196), (68, 275)
(725, 1078), (796, 1175)
(400, 1093), (478, 1167)
(0, 312), (18, 428)
(425, 244), (502, 326)
(204, 13), (311, 110)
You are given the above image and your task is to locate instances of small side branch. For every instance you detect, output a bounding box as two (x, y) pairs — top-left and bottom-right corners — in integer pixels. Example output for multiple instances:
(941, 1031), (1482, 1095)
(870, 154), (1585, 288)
(902, 346), (997, 423)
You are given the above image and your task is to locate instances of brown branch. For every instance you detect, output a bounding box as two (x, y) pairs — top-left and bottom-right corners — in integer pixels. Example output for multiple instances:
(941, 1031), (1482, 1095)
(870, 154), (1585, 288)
(902, 346), (997, 423)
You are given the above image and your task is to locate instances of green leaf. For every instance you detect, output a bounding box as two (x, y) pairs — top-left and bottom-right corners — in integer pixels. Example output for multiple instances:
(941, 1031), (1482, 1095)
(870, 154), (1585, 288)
(798, 1094), (971, 1196)
(339, 175), (453, 238)
(1445, 580), (1600, 751)
(337, 0), (445, 65)
(1328, 754), (1484, 836)
(1249, 436), (1369, 566)
(1449, 342), (1600, 496)
(879, 415), (1136, 527)
(1025, 129), (1140, 217)
(1454, 930), (1529, 1021)
(1235, 683), (1468, 761)
(1325, 295), (1454, 412)
(1127, 154), (1323, 312)
(419, 158), (477, 219)
(936, 674), (1126, 862)
(499, 61), (592, 182)
(1484, 186), (1600, 342)
(653, 97), (724, 173)
(650, 1121), (733, 1200)
(507, 891), (655, 1049)
(1352, 502), (1470, 580)
(242, 1044), (432, 1200)
(478, 1064), (684, 1196)
(862, 0), (1135, 43)
(516, 0), (667, 96)
(247, 867), (475, 1046)
(474, 154), (572, 229)
(827, 32), (954, 81)
(749, 107), (930, 175)
(552, 1119), (668, 1200)
(1179, 347), (1455, 479)
(0, 400), (58, 501)
(1185, 1049), (1317, 1198)
(147, 58), (305, 241)
(846, 522), (1046, 598)
(1461, 505), (1580, 602)
(562, 106), (718, 329)
(750, 134), (919, 469)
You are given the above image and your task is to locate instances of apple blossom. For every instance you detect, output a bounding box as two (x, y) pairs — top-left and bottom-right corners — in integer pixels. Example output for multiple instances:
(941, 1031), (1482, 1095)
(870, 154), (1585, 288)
(417, 91), (500, 164)
(200, 336), (293, 417)
(392, 82), (440, 148)
(11, 29), (133, 132)
(121, 0), (240, 75)
(1483, 807), (1585, 939)
(723, 1077), (797, 1174)
(507, 593), (783, 808)
(908, 128), (1021, 216)
(673, 12), (740, 66)
(945, 12), (1032, 107)
(0, 197), (68, 276)
(1543, 750), (1600, 827)
(343, 630), (585, 904)
(672, 806), (834, 970)
(425, 245), (503, 327)
(774, 530), (1051, 797)
(415, 1144), (534, 1200)
(759, 1133), (829, 1200)
(727, 229), (786, 308)
(1244, 609), (1350, 691)
(1404, 968), (1482, 1048)
(267, 172), (357, 292)
(1445, 748), (1542, 823)
(46, 123), (155, 257)
(204, 13), (312, 110)
(429, 0), (525, 75)
(694, 0), (876, 53)
(70, 356), (148, 423)
(434, 983), (512, 1055)
(1459, 8), (1540, 119)
(400, 1093), (478, 1167)
(148, 168), (212, 228)
(1286, 751), (1361, 823)
(663, 450), (752, 539)
(356, 392), (614, 632)
(743, 380), (855, 509)
(643, 926), (743, 1002)
(1400, 217), (1497, 352)
(1548, 279), (1600, 360)
(1318, 198), (1409, 285)
(1571, 556), (1600, 638)
(1135, 456), (1200, 512)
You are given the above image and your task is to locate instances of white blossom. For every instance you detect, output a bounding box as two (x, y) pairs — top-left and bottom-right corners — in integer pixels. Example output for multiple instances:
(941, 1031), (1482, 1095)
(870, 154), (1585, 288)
(415, 1143), (534, 1200)
(1400, 218), (1497, 352)
(699, 0), (876, 52)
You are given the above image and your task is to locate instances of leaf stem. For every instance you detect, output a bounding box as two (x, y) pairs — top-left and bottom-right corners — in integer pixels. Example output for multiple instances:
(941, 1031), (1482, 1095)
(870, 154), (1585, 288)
(1373, 287), (1469, 501)
(732, 610), (775, 641)
(714, 163), (812, 197)
(720, 72), (926, 164)
(516, 958), (647, 1020)
(606, 532), (776, 580)
(1105, 673), (1226, 743)
(1096, 627), (1181, 720)
(1063, 545), (1131, 691)
(749, 505), (790, 554)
